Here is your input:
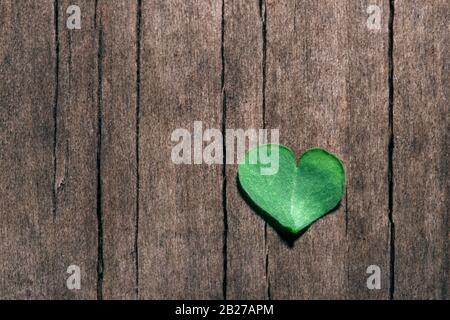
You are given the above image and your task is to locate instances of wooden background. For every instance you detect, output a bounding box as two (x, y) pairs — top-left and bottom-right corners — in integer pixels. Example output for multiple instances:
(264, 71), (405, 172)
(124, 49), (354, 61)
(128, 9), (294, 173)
(0, 0), (448, 299)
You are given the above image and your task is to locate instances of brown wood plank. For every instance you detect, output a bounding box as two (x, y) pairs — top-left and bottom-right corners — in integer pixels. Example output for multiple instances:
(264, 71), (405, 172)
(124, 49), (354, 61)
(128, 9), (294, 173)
(265, 0), (390, 299)
(96, 0), (138, 300)
(393, 0), (449, 299)
(53, 0), (99, 298)
(0, 0), (56, 299)
(224, 0), (267, 299)
(138, 0), (224, 299)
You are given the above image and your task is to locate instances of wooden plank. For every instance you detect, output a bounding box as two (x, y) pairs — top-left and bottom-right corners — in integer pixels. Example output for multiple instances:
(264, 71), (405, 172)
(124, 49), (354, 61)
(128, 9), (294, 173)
(265, 0), (390, 299)
(52, 0), (99, 298)
(224, 0), (267, 299)
(0, 0), (55, 299)
(138, 0), (224, 299)
(393, 0), (449, 299)
(96, 0), (138, 300)
(343, 0), (392, 299)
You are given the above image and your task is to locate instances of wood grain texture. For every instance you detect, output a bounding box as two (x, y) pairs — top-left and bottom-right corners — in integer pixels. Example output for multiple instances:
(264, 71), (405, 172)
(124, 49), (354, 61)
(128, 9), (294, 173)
(224, 0), (267, 299)
(54, 0), (98, 299)
(264, 0), (390, 299)
(343, 0), (392, 299)
(138, 0), (224, 299)
(0, 0), (55, 299)
(96, 0), (138, 300)
(0, 0), (448, 300)
(393, 0), (449, 299)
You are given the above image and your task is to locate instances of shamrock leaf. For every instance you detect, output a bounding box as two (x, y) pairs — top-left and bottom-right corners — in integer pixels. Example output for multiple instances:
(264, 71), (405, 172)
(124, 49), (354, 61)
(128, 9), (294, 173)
(238, 145), (345, 234)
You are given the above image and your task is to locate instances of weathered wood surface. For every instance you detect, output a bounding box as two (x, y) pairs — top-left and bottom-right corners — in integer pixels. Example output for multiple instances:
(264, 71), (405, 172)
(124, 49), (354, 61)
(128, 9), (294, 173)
(393, 0), (449, 299)
(224, 0), (267, 299)
(0, 1), (448, 299)
(52, 0), (100, 299)
(0, 0), (56, 299)
(138, 0), (224, 299)
(265, 0), (390, 299)
(96, 0), (138, 300)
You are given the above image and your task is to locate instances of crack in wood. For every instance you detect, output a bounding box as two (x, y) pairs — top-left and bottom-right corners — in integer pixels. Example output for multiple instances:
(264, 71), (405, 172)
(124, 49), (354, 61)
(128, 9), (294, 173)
(52, 0), (60, 222)
(259, 0), (271, 301)
(135, 0), (142, 299)
(95, 1), (104, 300)
(388, 0), (396, 300)
(221, 0), (228, 301)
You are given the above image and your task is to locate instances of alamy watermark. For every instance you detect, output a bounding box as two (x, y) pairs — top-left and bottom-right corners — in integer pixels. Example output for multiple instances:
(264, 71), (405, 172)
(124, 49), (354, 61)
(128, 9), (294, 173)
(366, 4), (382, 31)
(66, 5), (81, 30)
(171, 121), (280, 175)
(366, 265), (381, 290)
(66, 264), (81, 290)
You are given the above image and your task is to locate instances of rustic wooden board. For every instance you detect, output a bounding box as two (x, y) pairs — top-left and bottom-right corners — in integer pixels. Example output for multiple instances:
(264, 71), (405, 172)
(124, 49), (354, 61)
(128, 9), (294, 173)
(96, 0), (138, 300)
(137, 0), (224, 299)
(0, 0), (56, 299)
(54, 0), (99, 299)
(264, 0), (390, 299)
(223, 0), (267, 299)
(393, 0), (449, 299)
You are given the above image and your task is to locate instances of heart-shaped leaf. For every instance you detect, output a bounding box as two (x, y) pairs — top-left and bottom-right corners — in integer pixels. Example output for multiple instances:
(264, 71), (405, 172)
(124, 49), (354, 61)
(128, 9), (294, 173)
(238, 145), (345, 234)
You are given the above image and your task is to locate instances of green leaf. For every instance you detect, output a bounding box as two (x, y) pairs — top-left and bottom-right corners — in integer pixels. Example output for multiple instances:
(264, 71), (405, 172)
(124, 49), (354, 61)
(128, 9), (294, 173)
(238, 145), (345, 234)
